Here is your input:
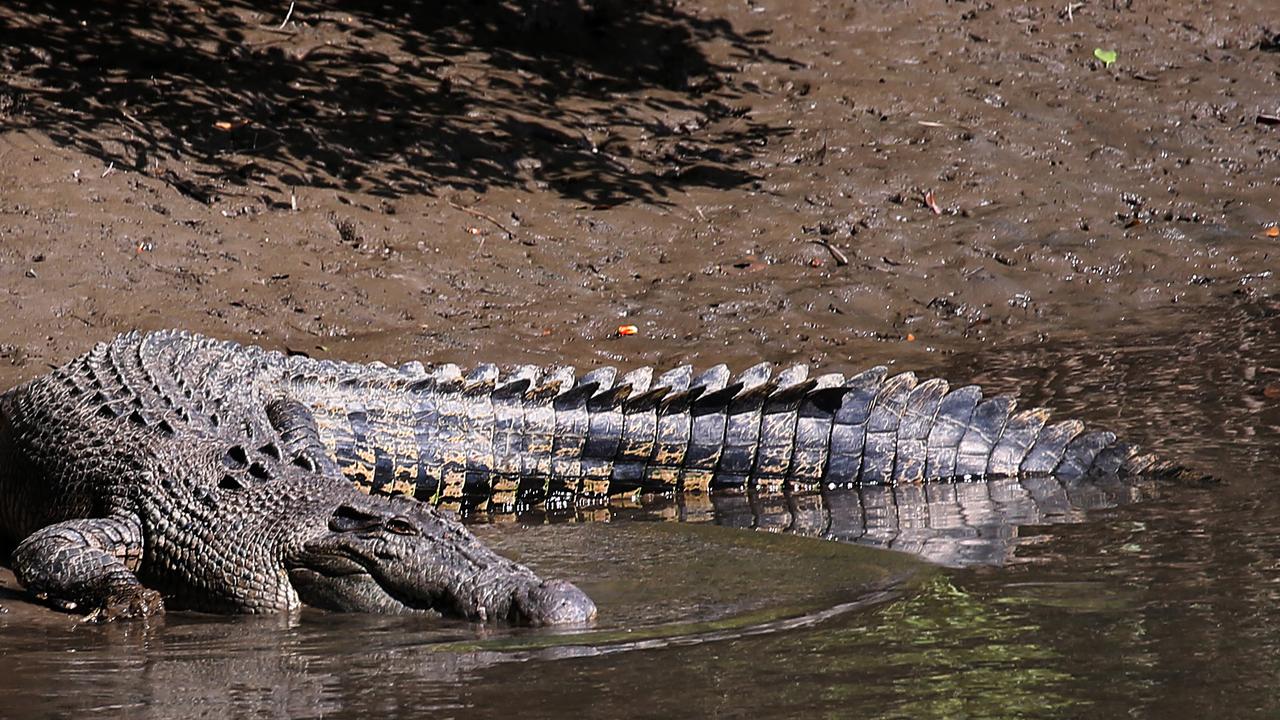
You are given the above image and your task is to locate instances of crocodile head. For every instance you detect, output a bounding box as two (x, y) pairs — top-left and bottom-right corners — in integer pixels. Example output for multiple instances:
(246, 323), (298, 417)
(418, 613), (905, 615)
(285, 495), (596, 626)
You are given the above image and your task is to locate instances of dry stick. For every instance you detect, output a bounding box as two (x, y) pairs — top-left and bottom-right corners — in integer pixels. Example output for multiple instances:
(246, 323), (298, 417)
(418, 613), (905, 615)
(447, 200), (516, 239)
(119, 107), (145, 128)
(808, 239), (849, 266)
(278, 1), (296, 30)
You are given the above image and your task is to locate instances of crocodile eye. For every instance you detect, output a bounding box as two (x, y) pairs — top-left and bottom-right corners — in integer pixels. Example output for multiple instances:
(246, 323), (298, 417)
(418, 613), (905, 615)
(384, 517), (419, 536)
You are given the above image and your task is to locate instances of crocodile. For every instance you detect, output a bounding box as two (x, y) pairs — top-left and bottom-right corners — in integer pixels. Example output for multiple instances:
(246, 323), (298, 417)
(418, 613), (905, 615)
(0, 330), (1184, 622)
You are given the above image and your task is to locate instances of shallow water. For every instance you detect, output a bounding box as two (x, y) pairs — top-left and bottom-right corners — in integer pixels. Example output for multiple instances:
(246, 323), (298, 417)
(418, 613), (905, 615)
(1, 0), (1277, 716)
(0, 524), (921, 720)
(1, 301), (1276, 719)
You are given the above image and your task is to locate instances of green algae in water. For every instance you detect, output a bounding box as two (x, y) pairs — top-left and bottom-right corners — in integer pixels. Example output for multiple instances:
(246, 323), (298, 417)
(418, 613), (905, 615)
(810, 576), (1080, 719)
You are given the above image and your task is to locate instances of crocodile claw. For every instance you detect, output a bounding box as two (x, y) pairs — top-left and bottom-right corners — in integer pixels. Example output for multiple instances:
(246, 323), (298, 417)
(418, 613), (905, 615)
(82, 587), (165, 624)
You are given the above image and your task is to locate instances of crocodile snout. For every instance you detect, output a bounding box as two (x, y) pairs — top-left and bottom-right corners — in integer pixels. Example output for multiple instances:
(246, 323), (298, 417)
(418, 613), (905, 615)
(510, 578), (597, 626)
(293, 495), (599, 624)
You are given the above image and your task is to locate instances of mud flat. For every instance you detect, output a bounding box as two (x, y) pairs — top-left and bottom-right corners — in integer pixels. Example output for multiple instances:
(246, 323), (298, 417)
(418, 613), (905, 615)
(0, 0), (1275, 388)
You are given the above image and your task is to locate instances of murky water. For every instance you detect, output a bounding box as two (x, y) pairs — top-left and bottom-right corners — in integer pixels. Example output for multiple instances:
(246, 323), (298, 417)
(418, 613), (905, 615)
(0, 0), (1277, 715)
(0, 300), (1275, 719)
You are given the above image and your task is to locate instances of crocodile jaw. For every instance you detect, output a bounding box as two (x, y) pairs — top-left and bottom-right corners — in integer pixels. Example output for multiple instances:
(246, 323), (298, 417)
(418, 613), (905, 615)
(285, 496), (596, 625)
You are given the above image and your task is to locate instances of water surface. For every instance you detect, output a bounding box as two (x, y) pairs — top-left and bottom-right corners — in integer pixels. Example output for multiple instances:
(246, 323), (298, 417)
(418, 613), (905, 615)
(1, 302), (1277, 719)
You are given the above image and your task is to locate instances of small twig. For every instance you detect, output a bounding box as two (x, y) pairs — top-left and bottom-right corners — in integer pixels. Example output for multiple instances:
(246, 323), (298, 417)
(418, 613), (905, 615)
(447, 200), (516, 240)
(1065, 2), (1084, 21)
(278, 1), (296, 30)
(119, 107), (146, 129)
(808, 239), (849, 266)
(101, 162), (115, 178)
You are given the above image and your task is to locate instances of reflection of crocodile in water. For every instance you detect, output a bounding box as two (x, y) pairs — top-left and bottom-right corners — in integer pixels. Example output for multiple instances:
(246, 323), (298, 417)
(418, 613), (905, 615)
(0, 331), (1190, 622)
(565, 474), (1157, 567)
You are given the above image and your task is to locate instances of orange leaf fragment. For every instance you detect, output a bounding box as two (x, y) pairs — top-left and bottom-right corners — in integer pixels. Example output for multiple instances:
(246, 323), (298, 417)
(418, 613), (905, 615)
(924, 191), (942, 215)
(1266, 226), (1279, 238)
(617, 324), (638, 337)
(906, 333), (916, 342)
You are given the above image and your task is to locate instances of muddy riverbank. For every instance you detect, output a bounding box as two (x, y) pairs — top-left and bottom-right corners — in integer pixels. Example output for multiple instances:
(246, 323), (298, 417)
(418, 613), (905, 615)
(1, 1), (1279, 717)
(0, 0), (1275, 391)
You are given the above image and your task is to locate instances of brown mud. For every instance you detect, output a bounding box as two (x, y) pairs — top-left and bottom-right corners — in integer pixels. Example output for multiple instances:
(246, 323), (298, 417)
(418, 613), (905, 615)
(0, 0), (1276, 392)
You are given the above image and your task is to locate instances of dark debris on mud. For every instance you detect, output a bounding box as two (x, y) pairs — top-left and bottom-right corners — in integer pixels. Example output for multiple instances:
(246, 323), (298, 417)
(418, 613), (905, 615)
(1, 0), (785, 207)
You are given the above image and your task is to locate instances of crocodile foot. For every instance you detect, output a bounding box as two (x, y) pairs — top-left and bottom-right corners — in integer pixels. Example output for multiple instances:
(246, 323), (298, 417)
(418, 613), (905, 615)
(83, 587), (165, 623)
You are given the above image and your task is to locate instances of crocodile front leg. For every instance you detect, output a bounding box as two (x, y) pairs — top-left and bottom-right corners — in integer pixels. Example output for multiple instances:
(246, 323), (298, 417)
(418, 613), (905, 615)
(11, 515), (162, 621)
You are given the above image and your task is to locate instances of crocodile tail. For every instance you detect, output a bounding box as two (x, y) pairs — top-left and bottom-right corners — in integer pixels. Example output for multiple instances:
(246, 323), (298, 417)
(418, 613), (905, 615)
(286, 359), (1189, 511)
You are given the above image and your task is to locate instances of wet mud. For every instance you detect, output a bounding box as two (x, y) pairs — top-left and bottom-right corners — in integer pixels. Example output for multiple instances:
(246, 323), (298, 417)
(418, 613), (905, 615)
(1, 0), (1279, 717)
(0, 0), (1276, 390)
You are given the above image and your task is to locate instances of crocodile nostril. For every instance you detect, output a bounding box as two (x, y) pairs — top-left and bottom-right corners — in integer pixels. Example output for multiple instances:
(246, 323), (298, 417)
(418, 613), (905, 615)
(328, 504), (382, 533)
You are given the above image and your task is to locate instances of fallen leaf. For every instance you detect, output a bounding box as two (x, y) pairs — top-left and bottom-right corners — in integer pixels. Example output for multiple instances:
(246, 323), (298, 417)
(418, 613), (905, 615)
(906, 333), (917, 342)
(617, 324), (638, 336)
(1266, 226), (1279, 238)
(924, 191), (942, 215)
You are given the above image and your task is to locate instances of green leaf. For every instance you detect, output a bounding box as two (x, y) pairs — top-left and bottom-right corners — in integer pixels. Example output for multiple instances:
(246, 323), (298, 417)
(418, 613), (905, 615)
(1093, 48), (1117, 67)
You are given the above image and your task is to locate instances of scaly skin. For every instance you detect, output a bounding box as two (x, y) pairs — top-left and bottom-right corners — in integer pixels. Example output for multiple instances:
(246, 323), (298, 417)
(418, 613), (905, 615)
(0, 332), (593, 623)
(0, 330), (1187, 621)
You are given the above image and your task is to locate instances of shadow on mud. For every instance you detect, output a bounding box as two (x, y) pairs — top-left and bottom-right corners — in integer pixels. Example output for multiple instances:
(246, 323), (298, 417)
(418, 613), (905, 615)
(1, 0), (790, 207)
